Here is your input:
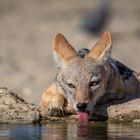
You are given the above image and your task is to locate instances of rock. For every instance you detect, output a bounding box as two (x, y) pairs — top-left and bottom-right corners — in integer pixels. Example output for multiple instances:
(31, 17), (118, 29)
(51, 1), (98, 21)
(0, 87), (140, 124)
(91, 93), (140, 123)
(0, 87), (41, 124)
(108, 98), (140, 123)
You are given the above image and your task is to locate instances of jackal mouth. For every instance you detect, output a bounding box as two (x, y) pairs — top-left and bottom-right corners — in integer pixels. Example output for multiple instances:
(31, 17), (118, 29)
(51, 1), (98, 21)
(77, 109), (90, 122)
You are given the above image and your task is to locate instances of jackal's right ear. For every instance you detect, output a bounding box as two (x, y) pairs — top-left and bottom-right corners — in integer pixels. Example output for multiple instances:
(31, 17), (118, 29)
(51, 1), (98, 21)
(87, 31), (112, 64)
(53, 33), (78, 67)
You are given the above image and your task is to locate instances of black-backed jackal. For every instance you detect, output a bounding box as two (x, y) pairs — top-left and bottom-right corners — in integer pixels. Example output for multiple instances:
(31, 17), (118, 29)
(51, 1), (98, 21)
(40, 32), (140, 120)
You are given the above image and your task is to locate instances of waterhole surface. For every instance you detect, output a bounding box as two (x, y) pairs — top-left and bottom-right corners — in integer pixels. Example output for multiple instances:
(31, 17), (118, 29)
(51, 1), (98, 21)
(0, 122), (140, 140)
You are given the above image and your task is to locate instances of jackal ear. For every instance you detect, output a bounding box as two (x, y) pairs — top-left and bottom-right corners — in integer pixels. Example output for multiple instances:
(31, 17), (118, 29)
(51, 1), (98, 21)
(53, 33), (78, 67)
(87, 31), (112, 64)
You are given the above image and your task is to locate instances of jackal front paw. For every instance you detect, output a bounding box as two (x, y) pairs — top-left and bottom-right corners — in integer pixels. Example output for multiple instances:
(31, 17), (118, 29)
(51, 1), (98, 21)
(47, 107), (64, 117)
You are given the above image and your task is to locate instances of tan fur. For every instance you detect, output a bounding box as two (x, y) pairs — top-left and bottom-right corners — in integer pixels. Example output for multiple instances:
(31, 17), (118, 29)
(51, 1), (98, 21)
(41, 82), (75, 116)
(87, 31), (112, 61)
(53, 33), (78, 65)
(41, 83), (64, 110)
(40, 32), (140, 117)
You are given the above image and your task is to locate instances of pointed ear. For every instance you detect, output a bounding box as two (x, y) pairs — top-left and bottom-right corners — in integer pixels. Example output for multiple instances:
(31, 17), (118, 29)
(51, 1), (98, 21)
(86, 31), (112, 64)
(53, 33), (78, 67)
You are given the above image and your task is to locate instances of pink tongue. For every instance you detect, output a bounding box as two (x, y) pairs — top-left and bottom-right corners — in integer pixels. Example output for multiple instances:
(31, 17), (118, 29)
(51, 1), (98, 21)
(78, 112), (89, 123)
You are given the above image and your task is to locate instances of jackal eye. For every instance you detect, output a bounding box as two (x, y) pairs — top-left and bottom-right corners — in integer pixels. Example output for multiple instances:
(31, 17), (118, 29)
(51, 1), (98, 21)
(67, 83), (75, 88)
(89, 80), (99, 87)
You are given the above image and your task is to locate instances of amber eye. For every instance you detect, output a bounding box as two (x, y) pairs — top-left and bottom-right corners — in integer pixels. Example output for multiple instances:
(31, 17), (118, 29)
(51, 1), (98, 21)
(67, 83), (75, 88)
(89, 80), (99, 87)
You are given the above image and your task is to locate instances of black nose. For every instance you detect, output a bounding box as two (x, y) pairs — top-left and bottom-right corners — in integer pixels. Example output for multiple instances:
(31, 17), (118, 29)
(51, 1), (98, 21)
(76, 103), (87, 112)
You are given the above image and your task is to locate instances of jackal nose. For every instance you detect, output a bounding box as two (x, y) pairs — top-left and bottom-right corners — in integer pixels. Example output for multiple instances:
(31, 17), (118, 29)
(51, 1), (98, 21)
(76, 103), (87, 112)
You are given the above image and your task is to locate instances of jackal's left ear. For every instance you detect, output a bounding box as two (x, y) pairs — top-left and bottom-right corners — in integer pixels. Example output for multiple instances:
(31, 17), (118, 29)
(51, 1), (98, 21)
(87, 31), (112, 64)
(53, 33), (78, 67)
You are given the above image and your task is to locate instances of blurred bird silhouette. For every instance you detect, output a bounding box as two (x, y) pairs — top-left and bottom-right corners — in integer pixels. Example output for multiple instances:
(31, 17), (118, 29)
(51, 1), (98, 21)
(81, 0), (111, 35)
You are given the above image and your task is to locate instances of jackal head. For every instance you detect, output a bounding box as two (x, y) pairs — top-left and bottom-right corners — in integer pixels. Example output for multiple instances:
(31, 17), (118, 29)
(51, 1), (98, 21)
(53, 32), (112, 113)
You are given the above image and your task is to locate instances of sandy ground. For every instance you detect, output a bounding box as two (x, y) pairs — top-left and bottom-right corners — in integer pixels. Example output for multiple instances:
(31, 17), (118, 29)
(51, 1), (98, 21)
(0, 0), (140, 104)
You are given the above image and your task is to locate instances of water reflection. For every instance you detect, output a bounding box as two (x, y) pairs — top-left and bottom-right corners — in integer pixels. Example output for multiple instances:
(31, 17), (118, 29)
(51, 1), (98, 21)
(0, 124), (42, 140)
(41, 122), (107, 140)
(77, 123), (107, 140)
(108, 123), (140, 140)
(0, 122), (140, 140)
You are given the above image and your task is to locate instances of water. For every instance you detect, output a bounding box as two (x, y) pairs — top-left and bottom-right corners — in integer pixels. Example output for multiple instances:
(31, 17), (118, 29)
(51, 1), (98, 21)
(0, 122), (140, 140)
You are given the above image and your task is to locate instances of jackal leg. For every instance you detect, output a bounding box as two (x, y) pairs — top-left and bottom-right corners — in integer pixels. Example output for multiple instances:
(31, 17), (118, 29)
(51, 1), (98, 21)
(133, 72), (140, 82)
(40, 83), (75, 116)
(132, 72), (140, 92)
(40, 83), (65, 116)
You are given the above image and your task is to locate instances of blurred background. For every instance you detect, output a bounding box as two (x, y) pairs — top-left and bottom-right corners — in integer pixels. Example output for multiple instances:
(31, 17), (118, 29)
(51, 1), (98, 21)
(0, 0), (140, 104)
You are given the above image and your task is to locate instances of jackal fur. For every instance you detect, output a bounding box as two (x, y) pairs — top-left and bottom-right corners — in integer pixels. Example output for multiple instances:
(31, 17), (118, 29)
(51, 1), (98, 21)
(40, 32), (140, 117)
